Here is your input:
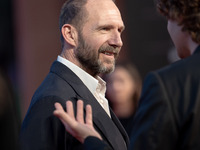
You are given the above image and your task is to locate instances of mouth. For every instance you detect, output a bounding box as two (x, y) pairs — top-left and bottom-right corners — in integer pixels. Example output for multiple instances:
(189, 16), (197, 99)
(102, 51), (116, 56)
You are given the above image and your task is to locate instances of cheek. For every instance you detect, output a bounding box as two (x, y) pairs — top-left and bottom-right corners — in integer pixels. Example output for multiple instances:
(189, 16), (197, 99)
(167, 22), (174, 40)
(123, 82), (135, 97)
(167, 20), (178, 41)
(86, 34), (107, 49)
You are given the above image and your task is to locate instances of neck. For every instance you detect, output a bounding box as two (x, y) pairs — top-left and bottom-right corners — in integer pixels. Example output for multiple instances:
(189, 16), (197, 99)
(61, 49), (98, 78)
(61, 49), (82, 69)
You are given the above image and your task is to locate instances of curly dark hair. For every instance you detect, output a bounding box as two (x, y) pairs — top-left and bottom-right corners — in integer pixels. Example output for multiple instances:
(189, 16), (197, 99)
(156, 0), (200, 44)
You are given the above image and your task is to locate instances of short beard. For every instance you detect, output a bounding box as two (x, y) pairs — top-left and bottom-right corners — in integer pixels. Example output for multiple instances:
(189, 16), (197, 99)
(75, 32), (119, 76)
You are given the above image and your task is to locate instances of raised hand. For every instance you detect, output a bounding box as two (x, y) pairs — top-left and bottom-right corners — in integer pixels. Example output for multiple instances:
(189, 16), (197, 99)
(53, 100), (102, 143)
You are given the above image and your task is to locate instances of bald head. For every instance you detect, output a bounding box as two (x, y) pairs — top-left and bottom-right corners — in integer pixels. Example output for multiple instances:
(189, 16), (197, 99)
(59, 0), (116, 48)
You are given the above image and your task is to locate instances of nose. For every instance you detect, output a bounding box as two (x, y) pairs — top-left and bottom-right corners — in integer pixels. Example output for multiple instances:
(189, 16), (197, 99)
(108, 31), (123, 48)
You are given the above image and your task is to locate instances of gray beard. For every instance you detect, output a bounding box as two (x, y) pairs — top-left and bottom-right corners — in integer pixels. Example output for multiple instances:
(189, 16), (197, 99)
(75, 33), (118, 76)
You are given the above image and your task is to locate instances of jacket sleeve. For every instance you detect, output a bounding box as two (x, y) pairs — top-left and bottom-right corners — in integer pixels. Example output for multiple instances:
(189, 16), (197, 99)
(19, 96), (81, 150)
(84, 136), (112, 150)
(129, 72), (178, 150)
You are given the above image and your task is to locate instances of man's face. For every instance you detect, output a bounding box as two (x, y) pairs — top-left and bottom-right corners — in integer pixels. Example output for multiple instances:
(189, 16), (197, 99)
(75, 0), (124, 76)
(167, 19), (191, 58)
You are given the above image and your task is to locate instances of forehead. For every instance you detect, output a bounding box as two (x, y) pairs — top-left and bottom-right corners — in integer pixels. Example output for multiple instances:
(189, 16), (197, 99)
(84, 0), (124, 27)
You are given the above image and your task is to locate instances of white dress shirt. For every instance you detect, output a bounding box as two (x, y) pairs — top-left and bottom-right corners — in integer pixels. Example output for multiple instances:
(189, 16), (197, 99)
(57, 56), (111, 117)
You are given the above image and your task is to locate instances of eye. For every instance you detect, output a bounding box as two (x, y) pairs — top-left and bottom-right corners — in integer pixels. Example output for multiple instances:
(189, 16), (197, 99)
(102, 27), (110, 31)
(118, 29), (122, 34)
(118, 27), (125, 34)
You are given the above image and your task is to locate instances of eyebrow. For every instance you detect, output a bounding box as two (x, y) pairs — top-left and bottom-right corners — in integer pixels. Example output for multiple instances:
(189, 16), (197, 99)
(97, 24), (125, 32)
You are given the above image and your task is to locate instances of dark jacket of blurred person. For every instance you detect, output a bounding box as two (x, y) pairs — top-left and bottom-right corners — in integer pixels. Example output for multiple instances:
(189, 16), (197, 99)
(129, 45), (200, 149)
(129, 0), (200, 149)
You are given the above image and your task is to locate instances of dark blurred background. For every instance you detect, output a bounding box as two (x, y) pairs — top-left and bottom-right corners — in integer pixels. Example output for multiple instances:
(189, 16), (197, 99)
(0, 0), (175, 122)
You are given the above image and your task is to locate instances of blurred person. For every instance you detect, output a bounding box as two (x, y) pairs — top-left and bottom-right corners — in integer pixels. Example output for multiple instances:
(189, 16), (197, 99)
(53, 0), (200, 149)
(0, 0), (21, 149)
(104, 62), (142, 136)
(0, 68), (21, 150)
(19, 0), (129, 150)
(129, 0), (200, 149)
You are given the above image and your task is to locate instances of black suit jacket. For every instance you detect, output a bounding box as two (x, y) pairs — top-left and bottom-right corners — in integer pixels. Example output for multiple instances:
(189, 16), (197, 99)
(129, 45), (200, 150)
(19, 61), (129, 150)
(82, 46), (200, 150)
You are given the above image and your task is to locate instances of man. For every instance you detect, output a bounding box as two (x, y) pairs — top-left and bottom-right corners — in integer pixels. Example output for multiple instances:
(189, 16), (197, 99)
(130, 0), (200, 149)
(19, 0), (129, 149)
(53, 0), (200, 149)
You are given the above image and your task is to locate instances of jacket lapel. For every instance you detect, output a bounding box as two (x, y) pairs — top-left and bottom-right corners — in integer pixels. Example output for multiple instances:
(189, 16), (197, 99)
(110, 108), (130, 147)
(50, 61), (128, 150)
(79, 93), (128, 150)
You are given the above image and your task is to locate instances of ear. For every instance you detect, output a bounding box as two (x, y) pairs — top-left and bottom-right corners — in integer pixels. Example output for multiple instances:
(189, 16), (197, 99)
(61, 24), (78, 47)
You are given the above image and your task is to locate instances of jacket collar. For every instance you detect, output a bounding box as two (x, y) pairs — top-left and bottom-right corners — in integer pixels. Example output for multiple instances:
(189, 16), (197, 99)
(193, 45), (200, 55)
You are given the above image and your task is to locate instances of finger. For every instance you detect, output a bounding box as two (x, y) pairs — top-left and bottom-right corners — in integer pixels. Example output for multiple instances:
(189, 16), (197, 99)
(85, 104), (93, 126)
(53, 102), (69, 121)
(54, 111), (75, 134)
(66, 101), (75, 119)
(53, 107), (76, 132)
(54, 102), (64, 111)
(76, 100), (84, 124)
(53, 103), (65, 118)
(53, 109), (66, 120)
